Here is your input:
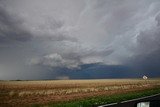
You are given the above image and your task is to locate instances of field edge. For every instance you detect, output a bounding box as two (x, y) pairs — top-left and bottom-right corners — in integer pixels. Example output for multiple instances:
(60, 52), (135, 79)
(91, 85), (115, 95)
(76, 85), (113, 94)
(33, 87), (160, 107)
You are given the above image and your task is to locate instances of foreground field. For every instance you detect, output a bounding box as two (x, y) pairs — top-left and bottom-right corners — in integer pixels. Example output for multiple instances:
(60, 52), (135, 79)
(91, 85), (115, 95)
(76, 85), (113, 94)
(0, 79), (160, 107)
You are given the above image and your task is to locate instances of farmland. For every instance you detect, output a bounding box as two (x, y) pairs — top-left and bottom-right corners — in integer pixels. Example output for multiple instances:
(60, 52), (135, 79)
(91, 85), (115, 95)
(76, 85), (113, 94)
(0, 79), (160, 107)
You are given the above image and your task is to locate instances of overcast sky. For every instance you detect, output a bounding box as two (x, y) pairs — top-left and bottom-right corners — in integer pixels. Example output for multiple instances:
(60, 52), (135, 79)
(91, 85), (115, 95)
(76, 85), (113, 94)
(0, 0), (160, 80)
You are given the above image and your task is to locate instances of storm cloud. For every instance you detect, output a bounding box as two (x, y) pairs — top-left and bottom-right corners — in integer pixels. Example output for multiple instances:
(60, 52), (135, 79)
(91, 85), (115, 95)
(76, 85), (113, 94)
(0, 0), (160, 80)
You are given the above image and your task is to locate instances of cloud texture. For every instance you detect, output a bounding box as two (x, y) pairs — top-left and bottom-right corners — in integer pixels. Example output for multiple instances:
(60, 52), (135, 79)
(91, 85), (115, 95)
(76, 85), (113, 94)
(0, 0), (160, 79)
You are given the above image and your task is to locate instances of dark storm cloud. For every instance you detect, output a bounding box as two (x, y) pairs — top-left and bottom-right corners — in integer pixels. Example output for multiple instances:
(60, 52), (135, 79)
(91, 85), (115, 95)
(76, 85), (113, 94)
(127, 12), (160, 72)
(30, 47), (113, 69)
(0, 5), (76, 44)
(0, 0), (160, 80)
(0, 6), (32, 43)
(136, 13), (160, 54)
(0, 1), (79, 80)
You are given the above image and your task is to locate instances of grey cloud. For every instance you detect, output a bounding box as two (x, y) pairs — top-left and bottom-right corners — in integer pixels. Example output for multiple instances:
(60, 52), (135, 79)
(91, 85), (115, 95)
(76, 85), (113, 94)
(1, 0), (160, 79)
(0, 1), (77, 45)
(156, 12), (160, 26)
(30, 46), (113, 69)
(0, 6), (32, 43)
(31, 17), (77, 42)
(55, 76), (70, 80)
(31, 53), (81, 69)
(136, 12), (160, 55)
(126, 12), (160, 71)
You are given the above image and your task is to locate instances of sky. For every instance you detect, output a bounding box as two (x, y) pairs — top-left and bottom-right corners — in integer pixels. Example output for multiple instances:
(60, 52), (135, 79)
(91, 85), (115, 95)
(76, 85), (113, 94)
(0, 0), (160, 80)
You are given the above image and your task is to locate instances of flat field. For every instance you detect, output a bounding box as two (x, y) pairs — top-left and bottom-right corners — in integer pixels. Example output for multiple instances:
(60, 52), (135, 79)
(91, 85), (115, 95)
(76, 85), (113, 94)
(0, 79), (160, 107)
